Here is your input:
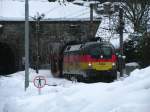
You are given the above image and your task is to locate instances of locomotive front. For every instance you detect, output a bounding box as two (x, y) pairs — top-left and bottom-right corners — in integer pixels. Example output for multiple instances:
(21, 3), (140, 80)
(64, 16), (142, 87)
(62, 42), (118, 82)
(81, 42), (117, 80)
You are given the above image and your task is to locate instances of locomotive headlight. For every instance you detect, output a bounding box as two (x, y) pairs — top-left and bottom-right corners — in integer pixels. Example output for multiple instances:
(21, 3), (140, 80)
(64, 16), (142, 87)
(100, 55), (103, 59)
(112, 62), (116, 66)
(88, 62), (92, 68)
(112, 62), (116, 69)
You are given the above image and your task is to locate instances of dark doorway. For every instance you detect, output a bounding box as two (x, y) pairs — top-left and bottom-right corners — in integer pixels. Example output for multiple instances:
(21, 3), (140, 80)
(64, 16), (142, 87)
(0, 43), (16, 75)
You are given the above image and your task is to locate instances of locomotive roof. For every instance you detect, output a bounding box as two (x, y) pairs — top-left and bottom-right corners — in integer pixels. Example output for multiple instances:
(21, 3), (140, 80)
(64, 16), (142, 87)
(64, 41), (114, 52)
(64, 44), (82, 52)
(84, 41), (114, 47)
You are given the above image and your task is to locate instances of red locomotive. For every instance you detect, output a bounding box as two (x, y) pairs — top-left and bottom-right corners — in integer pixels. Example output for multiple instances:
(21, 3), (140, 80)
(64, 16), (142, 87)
(50, 41), (118, 82)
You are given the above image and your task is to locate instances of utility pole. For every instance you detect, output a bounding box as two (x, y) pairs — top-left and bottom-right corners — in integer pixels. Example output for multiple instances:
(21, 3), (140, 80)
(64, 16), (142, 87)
(90, 4), (94, 23)
(99, 2), (125, 78)
(35, 13), (40, 74)
(25, 0), (29, 91)
(33, 12), (44, 74)
(90, 3), (94, 39)
(119, 8), (124, 77)
(0, 24), (3, 34)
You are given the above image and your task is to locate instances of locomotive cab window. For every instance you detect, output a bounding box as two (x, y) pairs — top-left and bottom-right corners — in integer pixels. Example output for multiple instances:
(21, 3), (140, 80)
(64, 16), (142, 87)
(89, 46), (100, 59)
(101, 46), (112, 59)
(85, 44), (113, 59)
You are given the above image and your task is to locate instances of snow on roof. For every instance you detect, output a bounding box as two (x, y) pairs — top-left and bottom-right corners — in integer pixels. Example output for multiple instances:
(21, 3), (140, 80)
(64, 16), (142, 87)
(0, 0), (98, 21)
(72, 0), (84, 6)
(65, 44), (82, 52)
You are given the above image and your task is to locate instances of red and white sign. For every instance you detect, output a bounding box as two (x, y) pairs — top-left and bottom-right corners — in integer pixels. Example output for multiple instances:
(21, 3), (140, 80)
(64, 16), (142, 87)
(33, 76), (46, 88)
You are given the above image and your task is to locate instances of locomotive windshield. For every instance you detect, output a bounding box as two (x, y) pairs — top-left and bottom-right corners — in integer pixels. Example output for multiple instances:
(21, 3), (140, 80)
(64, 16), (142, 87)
(101, 47), (112, 58)
(87, 45), (113, 59)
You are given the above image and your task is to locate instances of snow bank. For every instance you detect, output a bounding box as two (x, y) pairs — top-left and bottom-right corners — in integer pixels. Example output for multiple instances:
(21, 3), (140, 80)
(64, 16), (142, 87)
(0, 67), (150, 112)
(126, 62), (140, 67)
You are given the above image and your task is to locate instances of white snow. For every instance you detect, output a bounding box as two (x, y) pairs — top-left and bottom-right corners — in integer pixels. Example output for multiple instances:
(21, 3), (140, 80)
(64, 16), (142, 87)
(66, 44), (82, 52)
(126, 62), (140, 67)
(0, 66), (150, 112)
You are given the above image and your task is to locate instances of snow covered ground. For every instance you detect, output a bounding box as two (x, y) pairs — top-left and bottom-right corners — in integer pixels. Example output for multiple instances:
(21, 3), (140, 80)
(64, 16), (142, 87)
(0, 67), (150, 112)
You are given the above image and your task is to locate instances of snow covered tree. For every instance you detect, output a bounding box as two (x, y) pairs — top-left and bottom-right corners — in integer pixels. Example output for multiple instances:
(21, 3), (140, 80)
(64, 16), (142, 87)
(124, 33), (150, 67)
(123, 35), (141, 63)
(138, 34), (150, 67)
(120, 0), (150, 67)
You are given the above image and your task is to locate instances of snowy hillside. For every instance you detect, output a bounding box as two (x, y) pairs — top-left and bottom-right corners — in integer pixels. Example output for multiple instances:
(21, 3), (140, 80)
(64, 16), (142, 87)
(0, 67), (150, 112)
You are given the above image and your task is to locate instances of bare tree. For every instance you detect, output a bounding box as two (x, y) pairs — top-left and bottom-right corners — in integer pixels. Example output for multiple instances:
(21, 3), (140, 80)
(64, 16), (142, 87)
(121, 0), (150, 33)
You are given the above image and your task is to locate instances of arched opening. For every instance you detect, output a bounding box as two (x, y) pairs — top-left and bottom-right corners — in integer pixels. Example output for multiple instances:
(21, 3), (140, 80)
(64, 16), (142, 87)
(0, 43), (16, 75)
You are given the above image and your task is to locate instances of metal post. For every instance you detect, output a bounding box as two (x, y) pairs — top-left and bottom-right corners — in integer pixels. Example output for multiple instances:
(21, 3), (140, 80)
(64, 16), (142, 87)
(35, 13), (40, 74)
(119, 8), (124, 77)
(25, 0), (29, 91)
(90, 4), (93, 23)
(34, 13), (44, 74)
(90, 4), (94, 39)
